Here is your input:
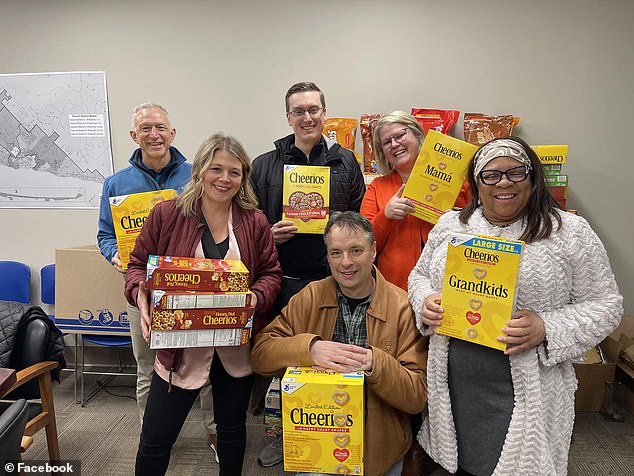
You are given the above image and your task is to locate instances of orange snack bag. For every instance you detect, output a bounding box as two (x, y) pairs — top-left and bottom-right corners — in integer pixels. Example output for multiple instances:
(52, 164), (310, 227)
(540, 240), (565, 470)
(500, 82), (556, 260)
(411, 108), (460, 135)
(463, 113), (520, 146)
(360, 113), (381, 174)
(323, 117), (358, 152)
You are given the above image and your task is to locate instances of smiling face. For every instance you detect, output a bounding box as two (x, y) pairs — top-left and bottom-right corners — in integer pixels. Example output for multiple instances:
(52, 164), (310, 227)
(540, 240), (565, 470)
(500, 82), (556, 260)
(379, 122), (421, 176)
(286, 91), (326, 150)
(130, 107), (176, 169)
(202, 149), (244, 208)
(325, 225), (376, 299)
(478, 156), (532, 225)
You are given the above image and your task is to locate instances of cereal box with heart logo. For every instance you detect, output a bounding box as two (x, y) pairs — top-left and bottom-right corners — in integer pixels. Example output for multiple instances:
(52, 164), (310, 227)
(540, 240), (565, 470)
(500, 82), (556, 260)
(282, 165), (330, 234)
(110, 189), (178, 270)
(439, 233), (524, 351)
(281, 367), (364, 475)
(402, 130), (478, 225)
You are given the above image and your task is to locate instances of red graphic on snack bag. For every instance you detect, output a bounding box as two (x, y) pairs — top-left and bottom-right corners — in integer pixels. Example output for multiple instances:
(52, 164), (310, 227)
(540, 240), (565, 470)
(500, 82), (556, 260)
(466, 311), (481, 325)
(333, 448), (350, 462)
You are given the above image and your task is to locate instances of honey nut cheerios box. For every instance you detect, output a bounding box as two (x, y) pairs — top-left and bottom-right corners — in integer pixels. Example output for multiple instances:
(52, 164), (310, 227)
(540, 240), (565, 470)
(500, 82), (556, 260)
(145, 255), (249, 292)
(150, 289), (252, 310)
(439, 233), (524, 351)
(282, 367), (364, 475)
(149, 305), (254, 331)
(282, 165), (330, 234)
(402, 130), (478, 225)
(110, 189), (178, 270)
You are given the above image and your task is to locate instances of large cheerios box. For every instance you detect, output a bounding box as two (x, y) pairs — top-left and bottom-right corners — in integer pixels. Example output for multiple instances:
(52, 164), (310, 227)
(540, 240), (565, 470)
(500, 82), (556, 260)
(146, 255), (249, 292)
(282, 165), (330, 234)
(110, 189), (177, 270)
(402, 130), (477, 225)
(281, 367), (364, 475)
(439, 233), (524, 351)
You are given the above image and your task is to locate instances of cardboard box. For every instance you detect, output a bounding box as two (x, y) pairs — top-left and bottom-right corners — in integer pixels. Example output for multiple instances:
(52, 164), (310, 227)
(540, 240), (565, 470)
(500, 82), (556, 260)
(55, 244), (130, 335)
(282, 367), (364, 475)
(573, 337), (620, 412)
(612, 315), (634, 415)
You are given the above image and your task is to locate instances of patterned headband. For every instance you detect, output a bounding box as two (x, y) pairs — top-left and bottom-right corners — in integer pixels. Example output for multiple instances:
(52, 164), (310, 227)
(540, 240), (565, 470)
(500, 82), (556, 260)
(473, 139), (532, 179)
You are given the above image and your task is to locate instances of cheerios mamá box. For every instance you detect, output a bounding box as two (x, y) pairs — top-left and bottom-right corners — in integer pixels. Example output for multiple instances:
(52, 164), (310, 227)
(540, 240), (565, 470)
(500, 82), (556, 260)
(281, 367), (364, 475)
(402, 130), (477, 225)
(110, 189), (178, 270)
(439, 233), (524, 351)
(282, 165), (330, 234)
(146, 255), (249, 292)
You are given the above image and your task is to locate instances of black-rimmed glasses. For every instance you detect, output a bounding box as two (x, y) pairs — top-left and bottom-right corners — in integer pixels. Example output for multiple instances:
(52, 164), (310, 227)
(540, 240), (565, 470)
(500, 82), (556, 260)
(380, 128), (409, 150)
(479, 165), (530, 185)
(288, 106), (324, 118)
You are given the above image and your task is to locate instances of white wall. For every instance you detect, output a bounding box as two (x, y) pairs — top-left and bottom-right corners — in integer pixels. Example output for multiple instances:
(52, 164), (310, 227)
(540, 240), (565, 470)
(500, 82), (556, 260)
(1, 0), (632, 315)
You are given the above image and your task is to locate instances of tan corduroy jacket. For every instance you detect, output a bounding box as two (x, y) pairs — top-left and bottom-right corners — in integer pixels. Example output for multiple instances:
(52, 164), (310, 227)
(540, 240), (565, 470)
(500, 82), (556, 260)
(251, 268), (428, 476)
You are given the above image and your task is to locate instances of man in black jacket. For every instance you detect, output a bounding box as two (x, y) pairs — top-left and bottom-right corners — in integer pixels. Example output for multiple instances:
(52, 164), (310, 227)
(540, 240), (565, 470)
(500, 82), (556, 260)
(250, 81), (365, 467)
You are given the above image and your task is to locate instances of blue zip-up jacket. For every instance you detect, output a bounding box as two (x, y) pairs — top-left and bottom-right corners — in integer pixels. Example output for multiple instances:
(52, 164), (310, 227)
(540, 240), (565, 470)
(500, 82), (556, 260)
(97, 146), (191, 263)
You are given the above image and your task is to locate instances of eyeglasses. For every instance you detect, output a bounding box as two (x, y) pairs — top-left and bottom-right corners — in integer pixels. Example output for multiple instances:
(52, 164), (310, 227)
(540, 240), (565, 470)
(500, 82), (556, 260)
(380, 128), (409, 150)
(288, 106), (324, 118)
(479, 165), (530, 185)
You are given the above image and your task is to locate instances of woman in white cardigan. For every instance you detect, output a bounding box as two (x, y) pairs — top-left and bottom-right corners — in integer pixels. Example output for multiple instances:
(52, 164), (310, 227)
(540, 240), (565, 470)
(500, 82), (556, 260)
(408, 137), (623, 476)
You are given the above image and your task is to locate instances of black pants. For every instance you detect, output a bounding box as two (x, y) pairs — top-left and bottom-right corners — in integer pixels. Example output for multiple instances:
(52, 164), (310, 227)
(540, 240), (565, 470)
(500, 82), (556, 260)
(135, 352), (255, 476)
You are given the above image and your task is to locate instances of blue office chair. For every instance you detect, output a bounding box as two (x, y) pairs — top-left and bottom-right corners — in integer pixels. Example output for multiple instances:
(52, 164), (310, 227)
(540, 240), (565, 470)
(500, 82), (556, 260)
(40, 264), (56, 322)
(0, 261), (31, 304)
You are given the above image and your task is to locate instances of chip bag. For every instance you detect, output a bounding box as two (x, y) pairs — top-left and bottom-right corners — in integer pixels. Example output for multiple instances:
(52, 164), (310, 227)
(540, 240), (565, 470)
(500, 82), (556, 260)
(323, 117), (358, 152)
(411, 108), (460, 135)
(360, 113), (381, 174)
(463, 113), (520, 146)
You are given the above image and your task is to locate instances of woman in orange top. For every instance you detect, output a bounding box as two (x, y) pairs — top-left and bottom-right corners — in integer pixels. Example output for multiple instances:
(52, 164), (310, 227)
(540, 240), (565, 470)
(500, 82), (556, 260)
(361, 111), (469, 292)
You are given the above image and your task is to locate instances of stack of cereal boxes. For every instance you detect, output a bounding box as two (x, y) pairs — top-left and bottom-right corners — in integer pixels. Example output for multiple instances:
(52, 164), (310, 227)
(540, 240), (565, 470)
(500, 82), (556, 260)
(146, 255), (253, 349)
(532, 145), (568, 209)
(281, 367), (364, 475)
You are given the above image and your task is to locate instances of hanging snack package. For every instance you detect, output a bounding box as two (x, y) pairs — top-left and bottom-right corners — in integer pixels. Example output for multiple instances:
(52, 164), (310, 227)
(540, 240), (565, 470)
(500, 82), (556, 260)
(323, 117), (358, 152)
(463, 113), (520, 146)
(360, 113), (381, 174)
(411, 108), (460, 135)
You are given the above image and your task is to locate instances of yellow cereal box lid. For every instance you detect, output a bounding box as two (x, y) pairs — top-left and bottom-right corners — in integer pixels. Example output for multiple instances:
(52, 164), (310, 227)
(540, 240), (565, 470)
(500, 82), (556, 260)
(282, 367), (364, 388)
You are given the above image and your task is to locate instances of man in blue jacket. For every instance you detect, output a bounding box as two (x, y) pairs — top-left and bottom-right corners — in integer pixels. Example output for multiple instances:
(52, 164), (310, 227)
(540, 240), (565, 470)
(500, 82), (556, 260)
(97, 103), (219, 462)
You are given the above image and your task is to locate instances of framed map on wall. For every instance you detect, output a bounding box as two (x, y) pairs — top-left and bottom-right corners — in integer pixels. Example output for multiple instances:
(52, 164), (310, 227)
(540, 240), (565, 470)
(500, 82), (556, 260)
(0, 71), (113, 208)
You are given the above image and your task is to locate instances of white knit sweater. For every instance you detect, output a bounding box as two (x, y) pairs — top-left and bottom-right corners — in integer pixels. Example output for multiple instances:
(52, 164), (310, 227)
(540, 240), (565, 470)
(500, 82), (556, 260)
(408, 209), (623, 476)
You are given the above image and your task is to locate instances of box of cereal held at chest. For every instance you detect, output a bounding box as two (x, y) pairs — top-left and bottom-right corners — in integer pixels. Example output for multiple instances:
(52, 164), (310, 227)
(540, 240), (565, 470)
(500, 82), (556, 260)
(439, 233), (524, 351)
(282, 367), (364, 475)
(146, 255), (249, 292)
(282, 165), (330, 234)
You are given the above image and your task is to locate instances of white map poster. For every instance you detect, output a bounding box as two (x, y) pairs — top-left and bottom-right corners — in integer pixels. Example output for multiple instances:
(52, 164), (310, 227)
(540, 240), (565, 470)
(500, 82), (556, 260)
(0, 71), (113, 208)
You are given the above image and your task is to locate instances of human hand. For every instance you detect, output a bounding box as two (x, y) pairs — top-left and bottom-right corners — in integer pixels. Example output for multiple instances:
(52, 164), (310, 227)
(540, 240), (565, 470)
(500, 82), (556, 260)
(111, 251), (124, 273)
(499, 309), (546, 355)
(421, 292), (443, 332)
(384, 183), (415, 220)
(310, 341), (373, 373)
(136, 281), (151, 344)
(271, 220), (298, 245)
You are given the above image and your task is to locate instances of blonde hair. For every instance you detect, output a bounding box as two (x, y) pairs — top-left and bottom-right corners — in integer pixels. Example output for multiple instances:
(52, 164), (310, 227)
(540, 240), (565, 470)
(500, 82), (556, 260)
(177, 133), (258, 216)
(372, 111), (424, 175)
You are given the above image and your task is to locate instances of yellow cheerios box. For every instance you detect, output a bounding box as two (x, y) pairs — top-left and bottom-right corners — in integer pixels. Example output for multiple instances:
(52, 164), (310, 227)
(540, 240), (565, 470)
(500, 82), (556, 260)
(531, 144), (568, 165)
(282, 165), (330, 234)
(282, 367), (364, 475)
(109, 189), (177, 270)
(402, 130), (478, 225)
(439, 233), (524, 351)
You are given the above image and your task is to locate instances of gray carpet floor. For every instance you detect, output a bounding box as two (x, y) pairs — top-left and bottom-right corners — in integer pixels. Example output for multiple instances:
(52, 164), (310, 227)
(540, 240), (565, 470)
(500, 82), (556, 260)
(20, 371), (634, 475)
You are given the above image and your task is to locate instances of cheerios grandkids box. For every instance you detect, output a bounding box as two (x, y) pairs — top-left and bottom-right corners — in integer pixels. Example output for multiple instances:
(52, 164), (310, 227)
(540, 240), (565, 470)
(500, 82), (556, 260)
(145, 255), (249, 292)
(282, 165), (330, 234)
(281, 367), (364, 475)
(402, 130), (478, 225)
(439, 233), (524, 351)
(109, 189), (177, 270)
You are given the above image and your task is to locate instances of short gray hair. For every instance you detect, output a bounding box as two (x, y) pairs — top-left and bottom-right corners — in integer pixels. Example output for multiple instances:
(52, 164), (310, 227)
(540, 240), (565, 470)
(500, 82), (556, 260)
(131, 102), (170, 129)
